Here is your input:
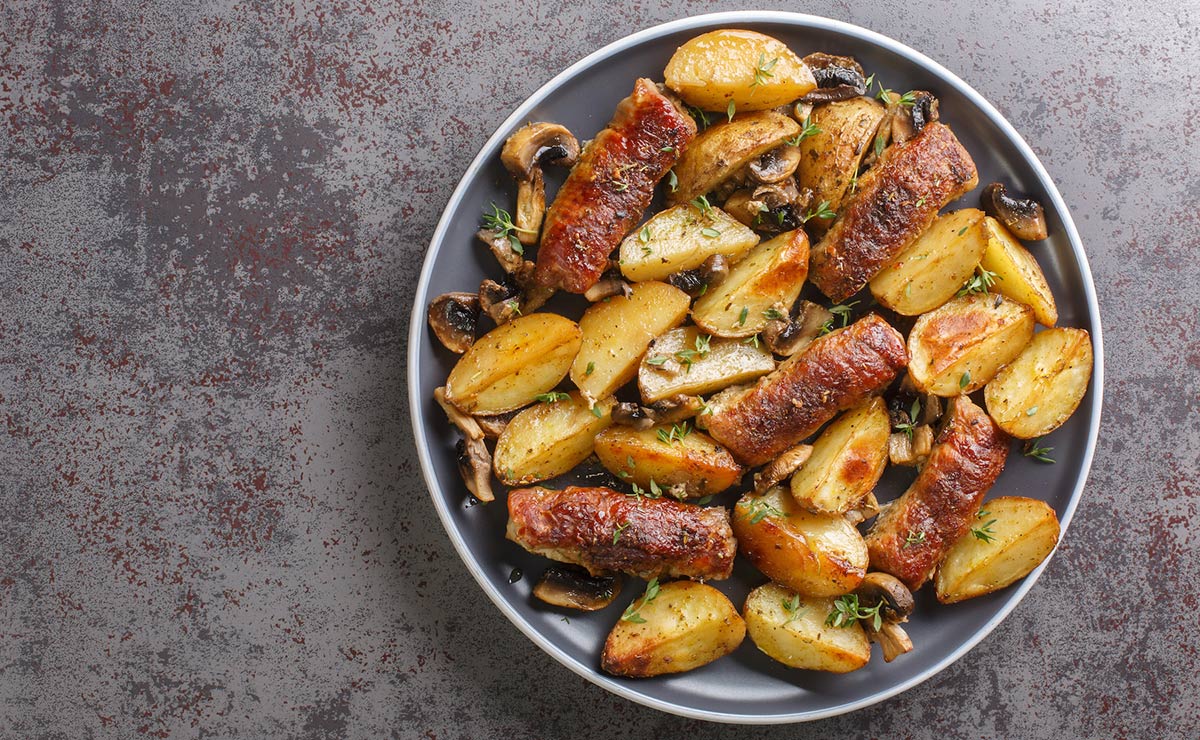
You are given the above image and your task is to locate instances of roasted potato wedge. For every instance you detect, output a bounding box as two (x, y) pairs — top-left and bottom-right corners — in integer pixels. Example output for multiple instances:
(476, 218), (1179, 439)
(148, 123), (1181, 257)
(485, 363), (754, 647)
(593, 424), (743, 498)
(445, 313), (582, 414)
(980, 216), (1059, 326)
(638, 326), (775, 404)
(669, 111), (801, 205)
(618, 204), (758, 282)
(870, 209), (988, 315)
(984, 327), (1093, 438)
(571, 281), (692, 401)
(493, 392), (615, 485)
(908, 293), (1035, 396)
(664, 29), (816, 112)
(789, 397), (890, 514)
(797, 96), (887, 225)
(601, 580), (745, 677)
(743, 583), (870, 672)
(691, 229), (810, 338)
(732, 486), (868, 596)
(935, 496), (1061, 604)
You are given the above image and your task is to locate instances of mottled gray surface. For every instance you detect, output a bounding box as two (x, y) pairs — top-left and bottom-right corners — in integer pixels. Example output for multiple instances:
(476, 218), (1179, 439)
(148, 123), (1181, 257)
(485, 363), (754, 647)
(0, 1), (1195, 738)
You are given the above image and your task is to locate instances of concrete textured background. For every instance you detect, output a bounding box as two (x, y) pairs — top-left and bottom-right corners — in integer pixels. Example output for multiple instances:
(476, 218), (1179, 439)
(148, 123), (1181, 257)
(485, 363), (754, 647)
(0, 1), (1196, 738)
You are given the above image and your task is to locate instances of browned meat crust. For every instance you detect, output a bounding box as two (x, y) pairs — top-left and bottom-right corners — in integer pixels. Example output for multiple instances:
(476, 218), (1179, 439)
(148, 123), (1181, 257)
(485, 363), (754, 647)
(866, 396), (1010, 590)
(533, 79), (696, 293)
(505, 486), (735, 580)
(704, 314), (908, 467)
(809, 122), (979, 302)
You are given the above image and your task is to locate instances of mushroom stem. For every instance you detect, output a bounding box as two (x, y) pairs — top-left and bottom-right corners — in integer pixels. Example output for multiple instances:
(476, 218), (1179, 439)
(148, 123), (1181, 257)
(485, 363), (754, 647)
(752, 443), (813, 494)
(436, 387), (494, 502)
(513, 168), (546, 246)
(583, 275), (633, 302)
(427, 292), (480, 354)
(854, 572), (915, 661)
(868, 622), (914, 662)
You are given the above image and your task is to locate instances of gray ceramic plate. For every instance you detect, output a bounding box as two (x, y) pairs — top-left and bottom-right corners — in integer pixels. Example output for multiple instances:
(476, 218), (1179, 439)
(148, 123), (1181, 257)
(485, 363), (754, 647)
(408, 11), (1103, 724)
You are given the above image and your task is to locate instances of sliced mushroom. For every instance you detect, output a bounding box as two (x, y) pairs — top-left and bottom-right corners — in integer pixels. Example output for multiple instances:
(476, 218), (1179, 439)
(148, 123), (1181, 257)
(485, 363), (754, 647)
(887, 425), (933, 467)
(844, 491), (880, 525)
(667, 253), (731, 297)
(611, 402), (656, 431)
(475, 410), (519, 440)
(500, 122), (580, 245)
(584, 273), (633, 302)
(761, 300), (833, 356)
(911, 424), (934, 459)
(854, 572), (914, 662)
(752, 443), (813, 494)
(890, 91), (940, 144)
(477, 227), (529, 277)
(650, 394), (705, 424)
(427, 292), (479, 354)
(533, 564), (622, 611)
(478, 278), (522, 325)
(799, 53), (867, 104)
(981, 182), (1048, 241)
(748, 145), (802, 184)
(435, 387), (494, 502)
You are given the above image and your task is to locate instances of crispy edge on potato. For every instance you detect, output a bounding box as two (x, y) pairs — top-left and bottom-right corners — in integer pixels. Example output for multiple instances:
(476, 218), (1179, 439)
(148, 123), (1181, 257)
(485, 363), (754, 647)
(691, 228), (810, 338)
(668, 111), (801, 206)
(907, 293), (1035, 396)
(732, 486), (869, 596)
(983, 327), (1093, 438)
(444, 312), (582, 415)
(743, 583), (870, 672)
(798, 96), (888, 227)
(789, 397), (890, 514)
(593, 424), (743, 497)
(493, 392), (615, 485)
(935, 496), (1061, 603)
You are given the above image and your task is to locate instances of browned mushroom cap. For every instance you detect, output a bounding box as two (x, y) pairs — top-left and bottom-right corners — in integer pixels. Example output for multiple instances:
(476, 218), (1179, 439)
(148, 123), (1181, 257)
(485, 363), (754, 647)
(889, 90), (940, 144)
(981, 182), (1049, 241)
(667, 253), (731, 296)
(761, 300), (833, 356)
(434, 387), (494, 502)
(611, 395), (705, 430)
(854, 572), (915, 661)
(427, 292), (479, 354)
(501, 123), (580, 246)
(799, 52), (867, 103)
(533, 564), (622, 611)
(476, 227), (529, 276)
(478, 278), (522, 325)
(748, 145), (802, 184)
(752, 442), (813, 494)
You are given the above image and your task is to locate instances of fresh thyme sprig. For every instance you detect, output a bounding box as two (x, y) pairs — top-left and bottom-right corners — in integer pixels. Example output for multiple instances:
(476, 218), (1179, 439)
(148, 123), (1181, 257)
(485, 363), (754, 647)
(825, 593), (885, 630)
(751, 53), (779, 88)
(903, 530), (926, 548)
(482, 203), (536, 254)
(691, 194), (714, 218)
(894, 399), (922, 440)
(621, 578), (661, 623)
(739, 498), (785, 524)
(819, 300), (859, 335)
(534, 391), (570, 403)
(971, 508), (998, 543)
(787, 116), (821, 146)
(801, 200), (836, 223)
(782, 592), (805, 625)
(1023, 437), (1056, 463)
(957, 266), (1001, 296)
(657, 421), (692, 445)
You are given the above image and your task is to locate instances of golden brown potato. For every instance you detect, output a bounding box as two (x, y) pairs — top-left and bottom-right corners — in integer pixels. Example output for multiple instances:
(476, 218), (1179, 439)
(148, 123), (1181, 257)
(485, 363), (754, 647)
(493, 392), (615, 485)
(593, 424), (743, 498)
(691, 229), (809, 338)
(743, 583), (870, 672)
(908, 293), (1035, 396)
(980, 216), (1059, 326)
(638, 326), (775, 404)
(601, 580), (745, 677)
(935, 496), (1061, 603)
(668, 111), (801, 205)
(571, 281), (692, 401)
(664, 29), (816, 112)
(789, 397), (890, 514)
(984, 327), (1093, 438)
(618, 203), (758, 283)
(869, 209), (988, 315)
(445, 313), (582, 414)
(732, 486), (868, 596)
(797, 96), (887, 225)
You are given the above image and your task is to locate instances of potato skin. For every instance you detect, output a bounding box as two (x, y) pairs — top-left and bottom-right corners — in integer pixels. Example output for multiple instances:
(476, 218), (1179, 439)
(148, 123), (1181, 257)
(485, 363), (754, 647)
(506, 486), (736, 580)
(798, 96), (887, 227)
(984, 327), (1093, 438)
(618, 203), (758, 282)
(789, 397), (890, 514)
(571, 281), (692, 401)
(980, 216), (1058, 326)
(743, 583), (870, 672)
(593, 425), (743, 497)
(638, 326), (775, 404)
(493, 392), (615, 485)
(444, 313), (582, 414)
(907, 293), (1035, 396)
(691, 228), (810, 338)
(732, 487), (868, 596)
(936, 496), (1061, 603)
(705, 313), (908, 467)
(869, 209), (988, 315)
(866, 396), (1010, 590)
(535, 78), (696, 293)
(668, 111), (800, 206)
(602, 580), (745, 677)
(664, 29), (816, 112)
(809, 122), (979, 302)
